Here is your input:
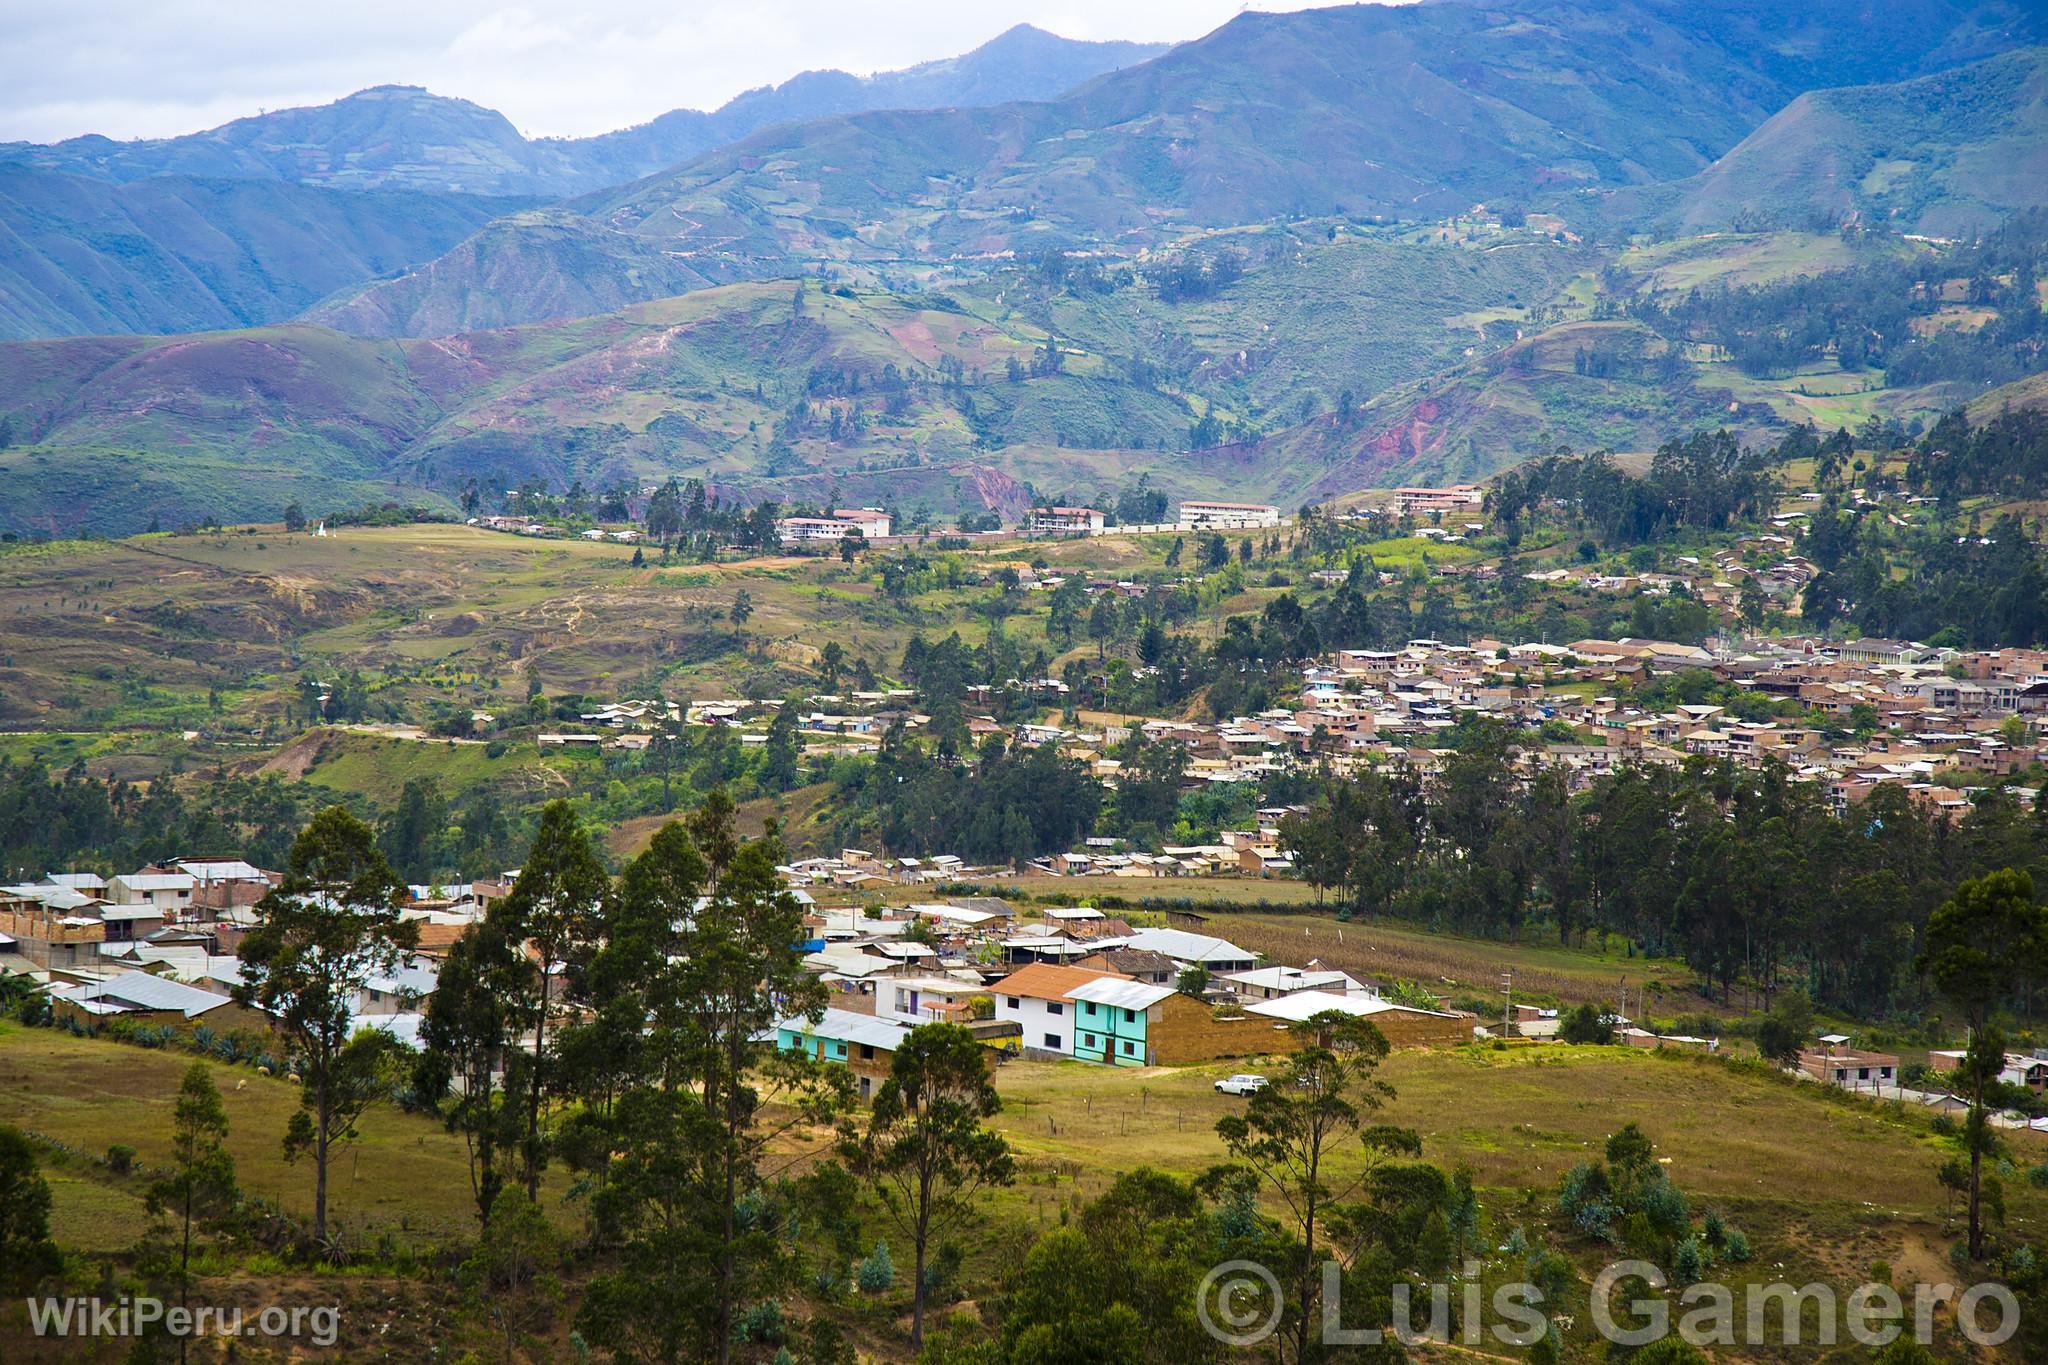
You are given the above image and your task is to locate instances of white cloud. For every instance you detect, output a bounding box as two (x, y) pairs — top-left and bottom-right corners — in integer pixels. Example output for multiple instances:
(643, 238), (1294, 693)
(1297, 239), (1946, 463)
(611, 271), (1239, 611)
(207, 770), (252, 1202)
(0, 0), (1373, 143)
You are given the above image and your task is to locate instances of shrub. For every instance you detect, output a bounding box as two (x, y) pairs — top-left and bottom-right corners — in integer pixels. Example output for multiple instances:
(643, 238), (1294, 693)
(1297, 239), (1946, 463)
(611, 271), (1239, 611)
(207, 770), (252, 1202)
(1559, 1003), (1615, 1045)
(855, 1240), (894, 1293)
(105, 1144), (137, 1175)
(1673, 1235), (1706, 1284)
(1724, 1228), (1751, 1262)
(1558, 1162), (1617, 1240)
(731, 1300), (785, 1345)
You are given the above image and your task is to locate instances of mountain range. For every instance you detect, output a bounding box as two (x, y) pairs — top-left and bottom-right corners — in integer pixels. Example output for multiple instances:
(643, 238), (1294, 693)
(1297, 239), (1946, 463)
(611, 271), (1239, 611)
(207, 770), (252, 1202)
(0, 0), (2044, 536)
(0, 26), (1167, 199)
(310, 0), (2048, 338)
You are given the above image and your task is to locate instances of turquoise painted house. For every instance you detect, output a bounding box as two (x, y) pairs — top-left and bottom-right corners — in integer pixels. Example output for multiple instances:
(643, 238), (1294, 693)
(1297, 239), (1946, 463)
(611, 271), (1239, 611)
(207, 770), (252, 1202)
(1067, 979), (1175, 1067)
(774, 1007), (915, 1102)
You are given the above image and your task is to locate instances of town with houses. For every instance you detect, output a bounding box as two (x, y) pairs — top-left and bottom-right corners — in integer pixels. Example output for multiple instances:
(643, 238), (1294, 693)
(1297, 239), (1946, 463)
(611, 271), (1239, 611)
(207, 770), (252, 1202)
(2, 842), (1972, 1115)
(7, 605), (2046, 1118)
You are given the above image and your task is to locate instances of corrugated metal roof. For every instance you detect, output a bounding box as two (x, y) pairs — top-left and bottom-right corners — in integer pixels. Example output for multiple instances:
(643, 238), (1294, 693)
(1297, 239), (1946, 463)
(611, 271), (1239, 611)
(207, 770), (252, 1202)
(1243, 990), (1454, 1022)
(1064, 979), (1175, 1011)
(1121, 927), (1255, 963)
(779, 1007), (914, 1053)
(111, 873), (196, 891)
(52, 971), (233, 1019)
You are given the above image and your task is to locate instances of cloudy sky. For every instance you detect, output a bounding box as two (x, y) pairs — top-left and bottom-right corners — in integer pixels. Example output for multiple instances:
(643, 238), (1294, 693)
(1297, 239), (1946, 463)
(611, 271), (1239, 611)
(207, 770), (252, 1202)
(0, 0), (1364, 144)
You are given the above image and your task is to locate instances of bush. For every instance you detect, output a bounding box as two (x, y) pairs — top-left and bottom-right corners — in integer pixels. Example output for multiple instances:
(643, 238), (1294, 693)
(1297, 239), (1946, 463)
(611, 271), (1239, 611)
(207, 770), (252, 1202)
(730, 1300), (785, 1345)
(1673, 1235), (1706, 1284)
(105, 1144), (137, 1175)
(855, 1240), (894, 1293)
(1724, 1228), (1751, 1262)
(1559, 1003), (1615, 1045)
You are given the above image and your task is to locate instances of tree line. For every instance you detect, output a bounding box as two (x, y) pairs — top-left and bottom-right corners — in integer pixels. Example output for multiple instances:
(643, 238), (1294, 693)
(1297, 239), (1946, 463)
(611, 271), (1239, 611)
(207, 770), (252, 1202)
(1281, 731), (2048, 1020)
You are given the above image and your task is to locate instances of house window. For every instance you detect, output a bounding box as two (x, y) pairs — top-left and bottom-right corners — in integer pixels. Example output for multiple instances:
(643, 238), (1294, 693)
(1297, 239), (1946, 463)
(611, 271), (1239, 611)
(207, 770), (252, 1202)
(1084, 1034), (1097, 1048)
(1043, 1033), (1062, 1049)
(1007, 996), (1021, 1008)
(1121, 1041), (1135, 1056)
(1123, 1008), (1136, 1023)
(859, 1044), (875, 1061)
(1047, 1002), (1063, 1016)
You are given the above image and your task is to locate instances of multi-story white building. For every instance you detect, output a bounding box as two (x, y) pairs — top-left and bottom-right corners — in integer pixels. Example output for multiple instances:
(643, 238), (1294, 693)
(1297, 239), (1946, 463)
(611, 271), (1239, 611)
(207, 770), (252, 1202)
(777, 508), (893, 544)
(1029, 506), (1106, 535)
(1178, 500), (1280, 531)
(832, 507), (892, 538)
(1390, 485), (1484, 516)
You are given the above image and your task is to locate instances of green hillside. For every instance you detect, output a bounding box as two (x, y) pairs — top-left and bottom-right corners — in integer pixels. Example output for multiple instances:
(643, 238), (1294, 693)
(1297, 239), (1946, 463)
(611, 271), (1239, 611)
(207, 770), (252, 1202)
(1653, 46), (2048, 235)
(0, 230), (1608, 535)
(6, 212), (2021, 537)
(0, 167), (527, 339)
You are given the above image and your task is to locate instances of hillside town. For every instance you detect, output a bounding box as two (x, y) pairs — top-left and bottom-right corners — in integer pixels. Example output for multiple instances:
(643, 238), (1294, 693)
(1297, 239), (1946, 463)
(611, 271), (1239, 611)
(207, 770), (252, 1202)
(547, 624), (2048, 856)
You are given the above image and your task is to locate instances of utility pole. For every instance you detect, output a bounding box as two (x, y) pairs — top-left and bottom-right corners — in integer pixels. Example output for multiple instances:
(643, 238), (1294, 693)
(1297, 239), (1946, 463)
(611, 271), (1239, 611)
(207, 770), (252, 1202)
(1501, 969), (1514, 1038)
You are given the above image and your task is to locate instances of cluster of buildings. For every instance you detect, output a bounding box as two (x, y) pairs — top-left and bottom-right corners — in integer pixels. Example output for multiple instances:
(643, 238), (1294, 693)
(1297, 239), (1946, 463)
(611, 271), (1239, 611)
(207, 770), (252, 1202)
(0, 859), (461, 1044)
(1024, 500), (1283, 537)
(1286, 635), (2047, 812)
(778, 900), (1471, 1095)
(1, 850), (1471, 1104)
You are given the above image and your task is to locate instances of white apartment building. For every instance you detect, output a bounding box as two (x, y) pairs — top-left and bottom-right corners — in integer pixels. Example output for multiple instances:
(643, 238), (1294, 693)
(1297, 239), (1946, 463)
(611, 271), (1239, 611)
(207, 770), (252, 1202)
(1178, 500), (1280, 531)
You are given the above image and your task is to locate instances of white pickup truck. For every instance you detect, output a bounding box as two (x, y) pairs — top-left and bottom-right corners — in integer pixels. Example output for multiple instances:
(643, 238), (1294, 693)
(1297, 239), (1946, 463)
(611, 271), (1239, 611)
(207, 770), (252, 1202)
(1213, 1073), (1268, 1096)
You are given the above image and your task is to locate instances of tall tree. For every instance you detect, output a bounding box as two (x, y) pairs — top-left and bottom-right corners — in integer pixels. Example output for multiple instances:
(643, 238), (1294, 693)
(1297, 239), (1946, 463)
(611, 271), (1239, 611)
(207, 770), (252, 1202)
(496, 799), (608, 1199)
(1215, 1012), (1393, 1364)
(146, 1064), (238, 1365)
(579, 803), (845, 1364)
(233, 806), (418, 1242)
(1918, 868), (2048, 1260)
(416, 916), (530, 1228)
(848, 1022), (1015, 1347)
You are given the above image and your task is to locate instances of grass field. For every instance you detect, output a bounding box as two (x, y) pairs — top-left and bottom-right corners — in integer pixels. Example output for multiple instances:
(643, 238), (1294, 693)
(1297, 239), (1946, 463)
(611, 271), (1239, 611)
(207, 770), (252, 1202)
(16, 1020), (2036, 1258)
(9, 1017), (2046, 1362)
(1210, 912), (1697, 1013)
(985, 1041), (2048, 1335)
(0, 1023), (514, 1251)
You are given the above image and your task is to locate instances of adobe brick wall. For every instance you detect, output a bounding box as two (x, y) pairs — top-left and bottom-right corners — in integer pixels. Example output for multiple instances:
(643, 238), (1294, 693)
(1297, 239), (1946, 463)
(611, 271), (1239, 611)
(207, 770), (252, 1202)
(1148, 995), (1472, 1063)
(1369, 1009), (1475, 1048)
(1148, 994), (1299, 1065)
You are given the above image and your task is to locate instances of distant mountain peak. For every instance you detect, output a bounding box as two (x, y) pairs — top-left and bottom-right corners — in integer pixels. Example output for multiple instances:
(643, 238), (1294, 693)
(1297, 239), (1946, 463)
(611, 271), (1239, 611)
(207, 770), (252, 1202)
(1, 28), (1169, 200)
